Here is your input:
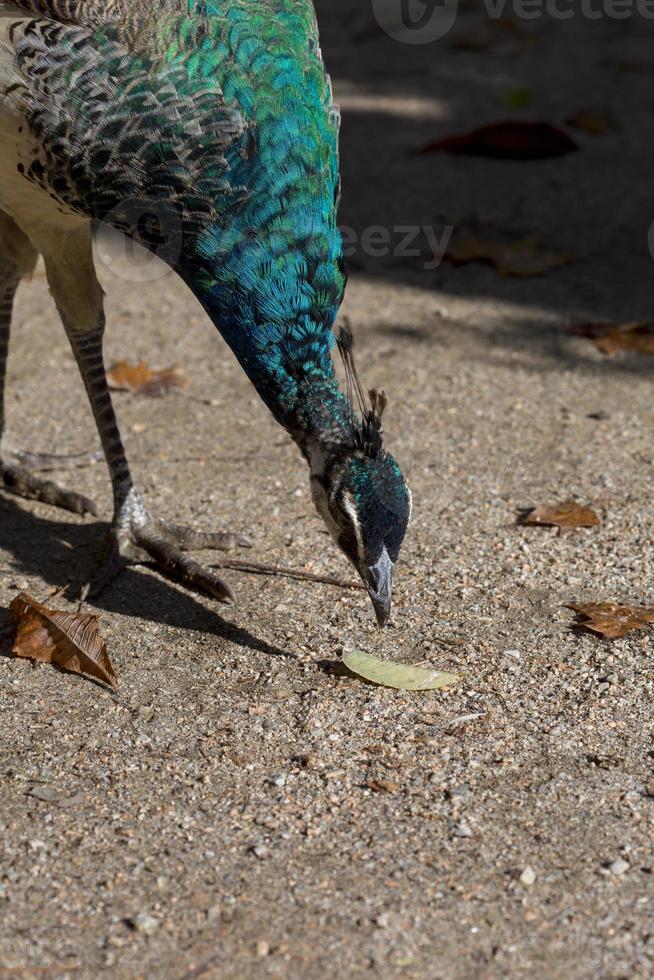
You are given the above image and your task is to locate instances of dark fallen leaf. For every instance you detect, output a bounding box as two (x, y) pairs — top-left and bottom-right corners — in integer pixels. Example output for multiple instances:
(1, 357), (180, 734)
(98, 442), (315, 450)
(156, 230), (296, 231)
(566, 110), (615, 135)
(10, 593), (116, 688)
(570, 321), (654, 355)
(568, 602), (654, 639)
(519, 501), (600, 529)
(108, 360), (187, 397)
(416, 122), (578, 159)
(446, 231), (572, 277)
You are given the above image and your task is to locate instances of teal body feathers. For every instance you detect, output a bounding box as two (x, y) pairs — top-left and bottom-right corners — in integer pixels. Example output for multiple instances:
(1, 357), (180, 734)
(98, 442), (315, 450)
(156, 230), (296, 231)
(10, 0), (346, 428)
(2, 0), (411, 624)
(184, 1), (346, 425)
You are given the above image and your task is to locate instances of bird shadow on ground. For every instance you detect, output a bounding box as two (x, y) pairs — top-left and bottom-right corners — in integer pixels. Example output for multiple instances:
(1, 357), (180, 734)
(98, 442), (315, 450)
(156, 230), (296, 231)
(0, 495), (290, 661)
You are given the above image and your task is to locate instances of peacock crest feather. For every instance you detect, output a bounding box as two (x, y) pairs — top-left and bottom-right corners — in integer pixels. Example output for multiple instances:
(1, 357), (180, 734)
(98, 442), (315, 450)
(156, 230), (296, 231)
(336, 325), (387, 458)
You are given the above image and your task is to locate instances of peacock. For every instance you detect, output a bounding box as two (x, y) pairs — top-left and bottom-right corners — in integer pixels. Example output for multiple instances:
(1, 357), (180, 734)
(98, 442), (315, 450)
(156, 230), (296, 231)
(0, 0), (411, 626)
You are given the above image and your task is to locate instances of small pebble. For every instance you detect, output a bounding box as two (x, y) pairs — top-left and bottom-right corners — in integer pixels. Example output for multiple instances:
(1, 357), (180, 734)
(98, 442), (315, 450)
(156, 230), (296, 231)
(251, 844), (270, 860)
(609, 858), (629, 876)
(504, 650), (521, 660)
(132, 913), (159, 935)
(256, 940), (270, 957)
(520, 866), (536, 886)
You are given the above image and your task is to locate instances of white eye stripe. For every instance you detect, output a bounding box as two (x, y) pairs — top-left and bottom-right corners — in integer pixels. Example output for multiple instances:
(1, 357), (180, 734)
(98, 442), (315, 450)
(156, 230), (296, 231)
(341, 490), (365, 565)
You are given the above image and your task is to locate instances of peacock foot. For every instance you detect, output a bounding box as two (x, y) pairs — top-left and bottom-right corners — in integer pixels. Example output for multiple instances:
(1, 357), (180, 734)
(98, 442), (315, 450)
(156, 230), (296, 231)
(1, 456), (98, 516)
(84, 488), (253, 602)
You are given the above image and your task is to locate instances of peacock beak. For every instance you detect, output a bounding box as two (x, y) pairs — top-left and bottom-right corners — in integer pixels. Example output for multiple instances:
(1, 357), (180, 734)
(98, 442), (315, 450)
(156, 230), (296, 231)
(364, 547), (394, 627)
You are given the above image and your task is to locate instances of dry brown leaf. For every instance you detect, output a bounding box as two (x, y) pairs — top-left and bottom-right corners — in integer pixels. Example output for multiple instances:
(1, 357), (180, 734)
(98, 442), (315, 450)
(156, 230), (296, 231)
(566, 110), (615, 135)
(570, 321), (654, 355)
(519, 501), (600, 529)
(446, 232), (572, 278)
(416, 122), (578, 160)
(108, 360), (187, 397)
(10, 593), (116, 688)
(568, 602), (654, 639)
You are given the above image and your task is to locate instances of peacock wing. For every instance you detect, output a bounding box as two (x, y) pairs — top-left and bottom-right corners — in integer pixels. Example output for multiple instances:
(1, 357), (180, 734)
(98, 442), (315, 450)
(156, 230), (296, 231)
(0, 8), (248, 251)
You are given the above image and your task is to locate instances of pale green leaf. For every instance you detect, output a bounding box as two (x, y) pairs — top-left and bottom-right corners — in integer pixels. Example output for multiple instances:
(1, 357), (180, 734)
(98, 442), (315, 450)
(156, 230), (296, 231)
(342, 651), (460, 691)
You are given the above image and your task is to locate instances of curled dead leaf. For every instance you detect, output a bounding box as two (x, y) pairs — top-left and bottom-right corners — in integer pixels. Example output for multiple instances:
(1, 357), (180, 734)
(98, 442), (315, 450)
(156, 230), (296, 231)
(568, 602), (654, 639)
(416, 121), (578, 159)
(10, 593), (116, 688)
(570, 321), (654, 355)
(108, 360), (187, 397)
(519, 501), (600, 529)
(446, 231), (572, 278)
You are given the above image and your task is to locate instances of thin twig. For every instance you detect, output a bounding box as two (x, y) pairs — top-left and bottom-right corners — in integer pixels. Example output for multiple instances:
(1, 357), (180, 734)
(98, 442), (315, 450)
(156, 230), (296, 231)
(214, 558), (364, 591)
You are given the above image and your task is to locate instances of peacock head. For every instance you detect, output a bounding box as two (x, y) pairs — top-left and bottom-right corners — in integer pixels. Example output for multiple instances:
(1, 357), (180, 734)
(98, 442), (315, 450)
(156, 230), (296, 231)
(309, 328), (412, 626)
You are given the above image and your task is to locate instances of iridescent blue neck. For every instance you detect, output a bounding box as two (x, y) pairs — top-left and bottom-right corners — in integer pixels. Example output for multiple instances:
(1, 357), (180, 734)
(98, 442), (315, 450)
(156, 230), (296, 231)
(194, 293), (351, 456)
(182, 210), (347, 444)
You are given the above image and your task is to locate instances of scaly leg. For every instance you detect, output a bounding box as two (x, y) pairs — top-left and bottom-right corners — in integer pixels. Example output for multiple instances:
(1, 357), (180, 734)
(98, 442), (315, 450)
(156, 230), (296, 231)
(41, 223), (251, 602)
(0, 212), (96, 515)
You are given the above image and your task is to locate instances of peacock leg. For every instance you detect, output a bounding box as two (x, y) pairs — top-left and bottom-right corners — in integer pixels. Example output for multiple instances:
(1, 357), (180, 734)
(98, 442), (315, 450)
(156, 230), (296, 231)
(41, 222), (250, 602)
(0, 212), (97, 515)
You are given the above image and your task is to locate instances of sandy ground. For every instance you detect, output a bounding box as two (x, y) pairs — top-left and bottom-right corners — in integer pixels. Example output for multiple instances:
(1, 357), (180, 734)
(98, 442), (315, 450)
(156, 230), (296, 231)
(2, 4), (654, 979)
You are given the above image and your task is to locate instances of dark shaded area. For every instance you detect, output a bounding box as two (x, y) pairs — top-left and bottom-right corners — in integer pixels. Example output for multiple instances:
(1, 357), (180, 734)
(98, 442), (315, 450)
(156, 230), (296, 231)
(0, 495), (290, 661)
(315, 1), (654, 370)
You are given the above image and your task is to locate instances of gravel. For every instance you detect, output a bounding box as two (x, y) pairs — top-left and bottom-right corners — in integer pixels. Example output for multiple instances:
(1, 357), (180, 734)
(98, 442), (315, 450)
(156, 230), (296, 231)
(608, 859), (630, 878)
(520, 866), (537, 887)
(1, 4), (654, 979)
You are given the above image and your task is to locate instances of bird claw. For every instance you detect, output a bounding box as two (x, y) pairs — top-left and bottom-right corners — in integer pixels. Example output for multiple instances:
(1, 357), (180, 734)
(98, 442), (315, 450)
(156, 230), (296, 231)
(1, 459), (98, 516)
(83, 489), (249, 603)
